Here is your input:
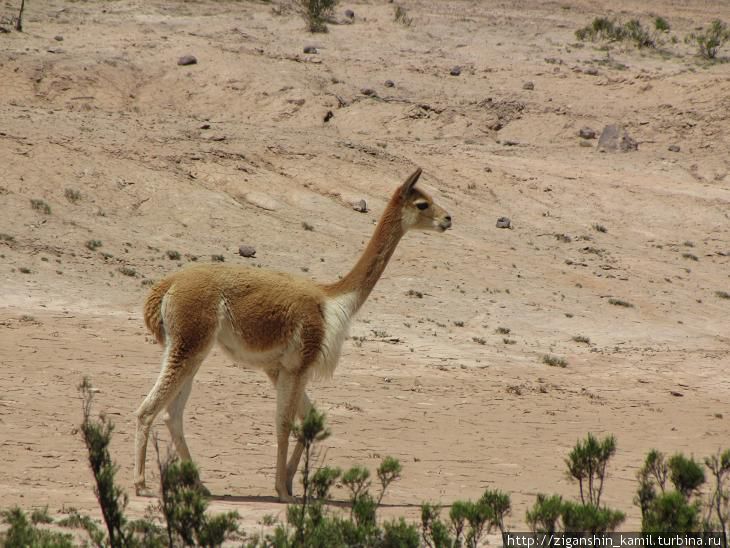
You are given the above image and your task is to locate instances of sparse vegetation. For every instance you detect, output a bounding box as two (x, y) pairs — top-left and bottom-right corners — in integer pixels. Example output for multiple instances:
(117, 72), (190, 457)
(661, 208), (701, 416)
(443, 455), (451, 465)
(503, 338), (516, 345)
(406, 289), (424, 298)
(85, 239), (102, 251)
(685, 20), (730, 59)
(572, 335), (591, 344)
(117, 266), (137, 277)
(453, 320), (465, 327)
(496, 326), (511, 335)
(472, 336), (487, 345)
(717, 291), (730, 300)
(528, 433), (624, 533)
(394, 4), (413, 27)
(592, 223), (608, 233)
(64, 188), (81, 203)
(682, 252), (699, 261)
(30, 198), (51, 214)
(297, 0), (338, 33)
(19, 267), (31, 274)
(543, 354), (567, 368)
(0, 233), (15, 242)
(608, 298), (634, 307)
(575, 16), (668, 49)
(302, 221), (315, 231)
(211, 254), (225, 262)
(166, 250), (181, 260)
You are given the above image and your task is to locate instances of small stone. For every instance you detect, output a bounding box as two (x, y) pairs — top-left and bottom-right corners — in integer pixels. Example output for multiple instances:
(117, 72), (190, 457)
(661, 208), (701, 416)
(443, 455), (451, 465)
(200, 123), (211, 130)
(238, 245), (256, 258)
(360, 87), (377, 96)
(579, 127), (596, 139)
(668, 145), (680, 152)
(353, 199), (368, 213)
(384, 79), (395, 88)
(344, 9), (355, 18)
(597, 124), (637, 153)
(522, 81), (534, 90)
(584, 67), (599, 76)
(450, 66), (461, 76)
(323, 110), (334, 122)
(496, 217), (511, 229)
(54, 35), (64, 41)
(177, 55), (197, 66)
(303, 45), (318, 54)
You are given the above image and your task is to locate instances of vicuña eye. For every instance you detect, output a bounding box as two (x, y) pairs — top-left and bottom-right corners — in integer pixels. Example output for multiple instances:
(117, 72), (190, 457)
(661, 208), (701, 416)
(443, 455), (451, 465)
(416, 202), (429, 210)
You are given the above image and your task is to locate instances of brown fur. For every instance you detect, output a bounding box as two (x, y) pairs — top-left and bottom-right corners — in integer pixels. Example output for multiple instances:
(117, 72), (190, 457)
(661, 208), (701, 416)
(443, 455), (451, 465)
(133, 168), (451, 501)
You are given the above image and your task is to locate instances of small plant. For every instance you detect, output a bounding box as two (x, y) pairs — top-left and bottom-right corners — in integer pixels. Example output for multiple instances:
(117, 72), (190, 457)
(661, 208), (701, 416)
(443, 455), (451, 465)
(592, 223), (608, 233)
(118, 266), (137, 277)
(682, 252), (699, 261)
(1, 508), (75, 547)
(166, 250), (181, 260)
(64, 188), (81, 203)
(85, 239), (102, 251)
(297, 0), (338, 33)
(0, 233), (16, 242)
(717, 291), (730, 299)
(572, 335), (591, 344)
(394, 5), (413, 27)
(472, 336), (486, 345)
(406, 289), (424, 298)
(30, 198), (51, 214)
(453, 320), (465, 327)
(302, 221), (315, 231)
(555, 233), (572, 243)
(685, 20), (730, 59)
(211, 254), (225, 262)
(624, 19), (655, 48)
(655, 16), (670, 33)
(19, 267), (31, 274)
(608, 298), (633, 307)
(543, 354), (567, 368)
(496, 326), (511, 335)
(503, 338), (516, 345)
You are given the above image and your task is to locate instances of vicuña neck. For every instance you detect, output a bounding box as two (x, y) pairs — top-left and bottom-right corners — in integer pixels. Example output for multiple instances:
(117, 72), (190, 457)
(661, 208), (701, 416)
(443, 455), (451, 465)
(323, 192), (405, 310)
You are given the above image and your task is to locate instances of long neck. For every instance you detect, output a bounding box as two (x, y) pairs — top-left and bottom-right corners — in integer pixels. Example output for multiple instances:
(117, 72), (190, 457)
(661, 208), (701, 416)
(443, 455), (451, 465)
(323, 193), (405, 310)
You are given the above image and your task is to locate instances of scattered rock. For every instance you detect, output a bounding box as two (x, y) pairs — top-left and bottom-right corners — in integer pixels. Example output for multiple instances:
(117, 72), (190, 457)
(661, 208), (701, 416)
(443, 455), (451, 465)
(323, 110), (334, 122)
(303, 45), (318, 54)
(670, 390), (684, 397)
(344, 9), (355, 18)
(209, 135), (226, 142)
(244, 192), (282, 211)
(597, 124), (638, 153)
(584, 67), (599, 76)
(496, 217), (511, 229)
(522, 81), (534, 90)
(384, 79), (395, 88)
(54, 35), (64, 42)
(177, 54), (198, 66)
(352, 199), (368, 213)
(360, 87), (377, 96)
(668, 145), (681, 152)
(579, 127), (596, 139)
(501, 140), (519, 146)
(579, 140), (593, 148)
(238, 245), (256, 258)
(199, 123), (211, 130)
(450, 66), (462, 76)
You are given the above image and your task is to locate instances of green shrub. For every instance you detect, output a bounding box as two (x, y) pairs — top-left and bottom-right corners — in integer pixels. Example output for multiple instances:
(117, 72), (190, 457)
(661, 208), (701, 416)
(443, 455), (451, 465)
(685, 20), (730, 59)
(297, 0), (338, 33)
(0, 508), (75, 548)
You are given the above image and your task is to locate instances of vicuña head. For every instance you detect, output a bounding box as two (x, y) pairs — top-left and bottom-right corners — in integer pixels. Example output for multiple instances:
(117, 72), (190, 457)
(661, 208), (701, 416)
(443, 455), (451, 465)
(134, 168), (451, 502)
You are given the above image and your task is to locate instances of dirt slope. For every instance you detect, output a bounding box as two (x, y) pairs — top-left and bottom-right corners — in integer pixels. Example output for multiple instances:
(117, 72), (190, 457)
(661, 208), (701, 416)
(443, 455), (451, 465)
(1, 0), (729, 534)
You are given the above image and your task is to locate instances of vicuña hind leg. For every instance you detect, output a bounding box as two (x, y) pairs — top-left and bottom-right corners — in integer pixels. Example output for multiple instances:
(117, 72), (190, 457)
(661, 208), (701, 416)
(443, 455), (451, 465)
(134, 345), (209, 496)
(274, 369), (306, 502)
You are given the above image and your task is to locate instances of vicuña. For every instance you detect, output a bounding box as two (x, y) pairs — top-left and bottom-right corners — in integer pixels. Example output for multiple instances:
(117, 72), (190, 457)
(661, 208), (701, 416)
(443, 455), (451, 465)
(135, 168), (452, 501)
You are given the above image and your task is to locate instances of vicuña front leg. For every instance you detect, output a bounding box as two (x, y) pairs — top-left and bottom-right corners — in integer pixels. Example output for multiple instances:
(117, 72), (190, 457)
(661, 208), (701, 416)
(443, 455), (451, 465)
(274, 370), (306, 502)
(285, 391), (313, 496)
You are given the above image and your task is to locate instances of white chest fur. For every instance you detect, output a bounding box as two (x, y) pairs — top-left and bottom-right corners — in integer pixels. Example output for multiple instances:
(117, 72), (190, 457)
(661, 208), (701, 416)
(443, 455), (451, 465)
(315, 292), (358, 379)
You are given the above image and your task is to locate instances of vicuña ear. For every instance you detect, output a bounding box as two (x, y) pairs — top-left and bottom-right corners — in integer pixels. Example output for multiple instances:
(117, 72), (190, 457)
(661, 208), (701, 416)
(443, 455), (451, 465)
(399, 168), (422, 198)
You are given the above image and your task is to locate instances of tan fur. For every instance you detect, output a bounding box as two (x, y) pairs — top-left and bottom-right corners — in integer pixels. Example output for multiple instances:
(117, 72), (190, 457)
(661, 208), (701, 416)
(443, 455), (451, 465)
(134, 168), (451, 501)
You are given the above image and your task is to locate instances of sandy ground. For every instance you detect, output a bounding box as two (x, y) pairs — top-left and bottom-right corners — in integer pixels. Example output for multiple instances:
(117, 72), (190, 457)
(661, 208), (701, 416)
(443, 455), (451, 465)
(1, 0), (729, 539)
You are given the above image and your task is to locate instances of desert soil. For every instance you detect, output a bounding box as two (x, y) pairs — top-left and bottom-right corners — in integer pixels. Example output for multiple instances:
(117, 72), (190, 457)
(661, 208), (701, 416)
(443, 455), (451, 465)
(1, 0), (729, 538)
